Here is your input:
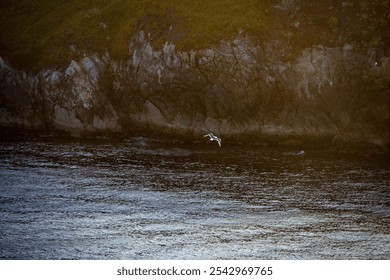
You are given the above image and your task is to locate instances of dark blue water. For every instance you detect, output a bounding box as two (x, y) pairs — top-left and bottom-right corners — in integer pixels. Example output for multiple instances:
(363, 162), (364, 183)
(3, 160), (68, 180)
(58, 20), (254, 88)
(0, 137), (389, 259)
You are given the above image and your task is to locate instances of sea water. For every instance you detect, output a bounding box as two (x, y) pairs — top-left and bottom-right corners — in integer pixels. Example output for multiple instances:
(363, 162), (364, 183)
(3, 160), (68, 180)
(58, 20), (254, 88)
(0, 137), (389, 259)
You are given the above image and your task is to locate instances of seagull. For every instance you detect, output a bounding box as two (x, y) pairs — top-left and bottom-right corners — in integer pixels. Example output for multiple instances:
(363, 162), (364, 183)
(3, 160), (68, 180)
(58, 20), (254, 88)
(204, 132), (222, 147)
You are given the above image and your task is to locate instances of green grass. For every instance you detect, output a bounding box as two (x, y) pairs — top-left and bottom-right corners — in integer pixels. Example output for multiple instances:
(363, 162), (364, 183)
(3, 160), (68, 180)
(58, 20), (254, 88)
(0, 0), (266, 71)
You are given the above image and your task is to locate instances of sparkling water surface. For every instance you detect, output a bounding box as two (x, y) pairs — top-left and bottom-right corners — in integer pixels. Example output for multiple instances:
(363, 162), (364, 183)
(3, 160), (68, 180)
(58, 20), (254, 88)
(0, 137), (389, 259)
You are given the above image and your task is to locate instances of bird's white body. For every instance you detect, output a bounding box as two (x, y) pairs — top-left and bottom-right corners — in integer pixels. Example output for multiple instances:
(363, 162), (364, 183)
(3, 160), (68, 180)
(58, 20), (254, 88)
(204, 133), (222, 147)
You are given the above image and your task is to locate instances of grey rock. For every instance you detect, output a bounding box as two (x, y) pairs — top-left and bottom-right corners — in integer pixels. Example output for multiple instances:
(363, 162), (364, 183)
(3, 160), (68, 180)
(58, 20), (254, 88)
(1, 31), (389, 147)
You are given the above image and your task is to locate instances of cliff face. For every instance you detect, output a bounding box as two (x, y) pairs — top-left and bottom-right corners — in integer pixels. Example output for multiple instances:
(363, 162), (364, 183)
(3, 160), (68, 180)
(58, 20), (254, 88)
(1, 1), (390, 147)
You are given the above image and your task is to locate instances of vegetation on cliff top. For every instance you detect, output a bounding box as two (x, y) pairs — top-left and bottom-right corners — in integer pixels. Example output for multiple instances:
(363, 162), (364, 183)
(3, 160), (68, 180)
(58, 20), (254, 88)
(1, 0), (389, 71)
(0, 0), (266, 70)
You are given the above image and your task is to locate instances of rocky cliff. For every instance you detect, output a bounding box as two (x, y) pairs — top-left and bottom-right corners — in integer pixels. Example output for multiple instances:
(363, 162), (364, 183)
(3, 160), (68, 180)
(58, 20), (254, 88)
(1, 0), (390, 149)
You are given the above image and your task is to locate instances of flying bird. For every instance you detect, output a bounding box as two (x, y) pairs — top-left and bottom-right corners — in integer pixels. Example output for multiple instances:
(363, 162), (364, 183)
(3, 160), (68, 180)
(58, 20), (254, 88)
(204, 132), (222, 147)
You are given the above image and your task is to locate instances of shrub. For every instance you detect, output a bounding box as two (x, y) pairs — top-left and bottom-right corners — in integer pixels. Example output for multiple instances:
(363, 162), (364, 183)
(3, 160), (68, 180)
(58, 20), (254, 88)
(0, 0), (266, 71)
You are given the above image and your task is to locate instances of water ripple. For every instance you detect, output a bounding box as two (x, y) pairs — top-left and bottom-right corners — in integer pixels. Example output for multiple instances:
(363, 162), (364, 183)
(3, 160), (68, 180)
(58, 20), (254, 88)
(0, 138), (389, 259)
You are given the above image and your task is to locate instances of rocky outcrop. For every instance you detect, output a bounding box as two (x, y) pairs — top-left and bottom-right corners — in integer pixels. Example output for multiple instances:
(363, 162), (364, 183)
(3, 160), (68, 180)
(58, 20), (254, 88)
(1, 30), (390, 146)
